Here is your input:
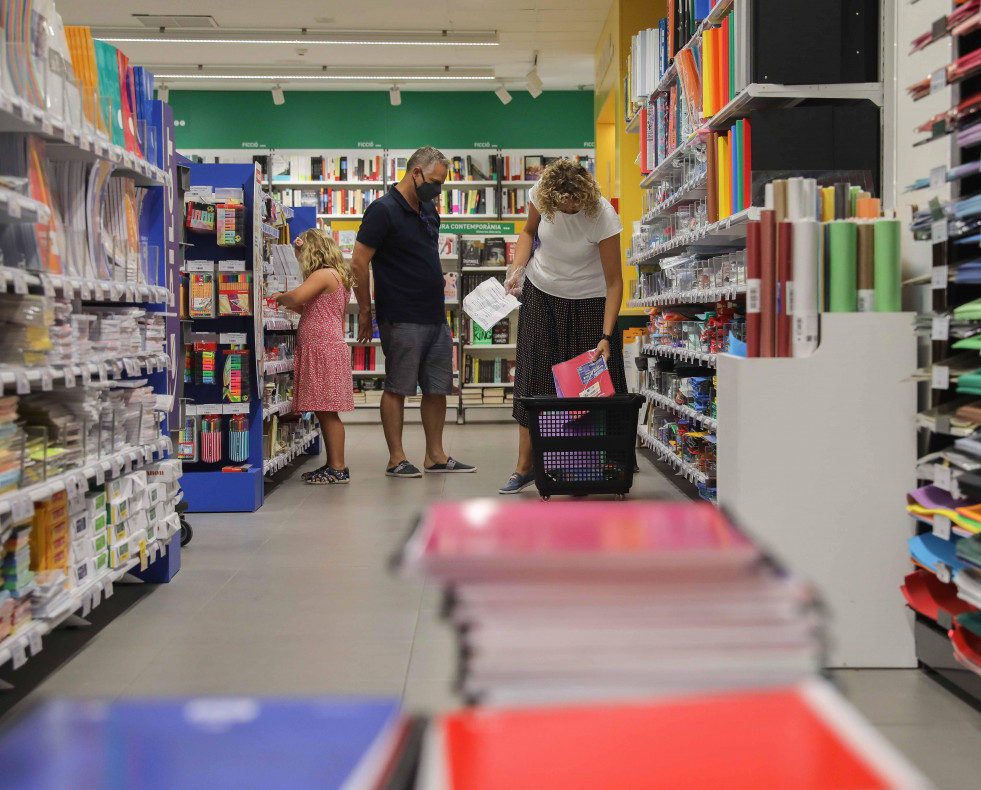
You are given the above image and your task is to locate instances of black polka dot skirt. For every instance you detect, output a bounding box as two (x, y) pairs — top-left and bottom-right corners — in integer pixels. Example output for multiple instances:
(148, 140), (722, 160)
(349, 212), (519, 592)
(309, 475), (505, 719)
(512, 279), (627, 427)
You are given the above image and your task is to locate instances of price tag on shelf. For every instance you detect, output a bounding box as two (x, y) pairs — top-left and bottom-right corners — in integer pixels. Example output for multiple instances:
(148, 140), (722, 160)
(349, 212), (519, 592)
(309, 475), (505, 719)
(103, 578), (113, 599)
(6, 198), (21, 219)
(931, 67), (948, 94)
(932, 265), (949, 289)
(218, 260), (246, 272)
(38, 273), (53, 296)
(110, 456), (123, 478)
(160, 539), (168, 557)
(11, 495), (33, 523)
(933, 514), (953, 541)
(12, 271), (27, 295)
(11, 640), (26, 670)
(40, 369), (53, 391)
(81, 594), (91, 618)
(94, 283), (104, 300)
(80, 281), (92, 299)
(935, 464), (953, 491)
(936, 562), (952, 584)
(139, 540), (148, 571)
(14, 371), (29, 395)
(219, 333), (248, 345)
(930, 165), (946, 190)
(98, 365), (108, 383)
(933, 365), (950, 391)
(63, 368), (75, 388)
(81, 366), (91, 385)
(27, 629), (42, 656)
(932, 219), (949, 245)
(63, 278), (75, 299)
(932, 315), (950, 341)
(95, 464), (105, 485)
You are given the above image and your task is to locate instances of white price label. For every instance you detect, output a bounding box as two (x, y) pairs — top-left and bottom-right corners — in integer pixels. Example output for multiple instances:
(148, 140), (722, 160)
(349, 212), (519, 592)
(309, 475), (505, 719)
(14, 372), (29, 395)
(95, 464), (105, 485)
(81, 595), (91, 618)
(932, 219), (949, 244)
(81, 367), (91, 385)
(934, 514), (953, 541)
(40, 369), (53, 391)
(11, 641), (26, 669)
(935, 464), (953, 491)
(28, 630), (42, 656)
(103, 578), (114, 599)
(931, 67), (948, 94)
(746, 279), (761, 314)
(39, 274), (53, 296)
(91, 586), (101, 609)
(98, 365), (108, 383)
(11, 496), (33, 523)
(80, 282), (91, 299)
(111, 457), (123, 477)
(94, 283), (104, 300)
(63, 369), (75, 388)
(7, 199), (21, 219)
(936, 562), (952, 584)
(220, 333), (248, 345)
(932, 315), (950, 341)
(933, 266), (949, 289)
(933, 365), (950, 390)
(160, 540), (167, 557)
(63, 279), (74, 299)
(12, 271), (27, 294)
(930, 165), (947, 190)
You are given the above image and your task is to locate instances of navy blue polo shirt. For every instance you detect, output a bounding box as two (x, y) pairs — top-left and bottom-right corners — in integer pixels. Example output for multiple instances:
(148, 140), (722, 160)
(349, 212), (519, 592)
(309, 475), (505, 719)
(356, 187), (445, 324)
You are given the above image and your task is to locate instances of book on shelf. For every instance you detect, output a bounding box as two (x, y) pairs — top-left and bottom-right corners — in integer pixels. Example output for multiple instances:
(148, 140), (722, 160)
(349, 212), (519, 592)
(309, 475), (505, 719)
(444, 272), (458, 300)
(523, 155), (544, 181)
(461, 240), (483, 267)
(492, 319), (510, 345)
(482, 237), (508, 265)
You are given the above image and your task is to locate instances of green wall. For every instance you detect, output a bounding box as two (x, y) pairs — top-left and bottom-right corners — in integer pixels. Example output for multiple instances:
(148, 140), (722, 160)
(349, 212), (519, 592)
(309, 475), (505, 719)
(168, 90), (595, 150)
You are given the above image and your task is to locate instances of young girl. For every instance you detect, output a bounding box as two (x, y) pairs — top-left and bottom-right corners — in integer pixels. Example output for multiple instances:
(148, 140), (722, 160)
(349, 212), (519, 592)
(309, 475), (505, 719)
(272, 228), (354, 484)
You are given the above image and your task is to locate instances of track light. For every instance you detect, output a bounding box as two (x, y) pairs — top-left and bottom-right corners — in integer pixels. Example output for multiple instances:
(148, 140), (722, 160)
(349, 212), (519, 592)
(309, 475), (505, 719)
(271, 85), (285, 105)
(494, 85), (512, 105)
(389, 86), (401, 106)
(526, 68), (543, 98)
(156, 84), (169, 102)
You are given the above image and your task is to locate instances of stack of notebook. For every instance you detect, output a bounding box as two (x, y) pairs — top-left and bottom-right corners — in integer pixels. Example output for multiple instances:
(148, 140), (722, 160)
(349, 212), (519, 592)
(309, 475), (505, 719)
(416, 681), (928, 790)
(397, 499), (824, 705)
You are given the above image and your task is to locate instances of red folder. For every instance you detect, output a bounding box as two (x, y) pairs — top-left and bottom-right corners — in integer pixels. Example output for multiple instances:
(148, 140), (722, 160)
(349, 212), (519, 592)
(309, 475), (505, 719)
(552, 352), (614, 398)
(438, 683), (915, 790)
(745, 220), (761, 357)
(116, 50), (137, 153)
(901, 569), (976, 622)
(759, 209), (777, 357)
(777, 222), (793, 357)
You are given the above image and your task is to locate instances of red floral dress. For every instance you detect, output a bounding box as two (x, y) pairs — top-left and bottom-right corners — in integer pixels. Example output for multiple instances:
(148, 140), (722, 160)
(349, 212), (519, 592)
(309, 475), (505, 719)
(292, 284), (354, 412)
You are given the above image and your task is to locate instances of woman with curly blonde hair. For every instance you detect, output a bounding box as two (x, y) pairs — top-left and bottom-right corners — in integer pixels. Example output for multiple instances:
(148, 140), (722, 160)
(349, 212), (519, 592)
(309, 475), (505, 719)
(271, 228), (356, 484)
(498, 158), (626, 494)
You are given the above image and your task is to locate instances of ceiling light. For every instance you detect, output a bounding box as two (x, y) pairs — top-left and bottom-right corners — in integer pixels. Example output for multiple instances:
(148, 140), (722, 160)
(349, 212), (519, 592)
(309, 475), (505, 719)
(527, 81), (543, 99)
(92, 28), (498, 46)
(526, 68), (543, 98)
(271, 85), (285, 105)
(152, 67), (495, 82)
(389, 86), (401, 106)
(156, 84), (169, 102)
(494, 85), (512, 105)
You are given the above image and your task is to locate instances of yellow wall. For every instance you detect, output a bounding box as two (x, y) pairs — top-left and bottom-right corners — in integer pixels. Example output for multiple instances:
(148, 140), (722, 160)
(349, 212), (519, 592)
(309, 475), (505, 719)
(596, 0), (666, 313)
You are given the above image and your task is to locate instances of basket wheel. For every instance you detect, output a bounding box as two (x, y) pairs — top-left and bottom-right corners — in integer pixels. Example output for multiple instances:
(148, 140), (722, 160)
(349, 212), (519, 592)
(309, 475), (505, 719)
(540, 495), (551, 502)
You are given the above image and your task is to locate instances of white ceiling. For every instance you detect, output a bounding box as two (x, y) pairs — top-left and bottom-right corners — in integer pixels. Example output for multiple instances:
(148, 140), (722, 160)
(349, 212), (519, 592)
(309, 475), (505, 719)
(61, 0), (611, 91)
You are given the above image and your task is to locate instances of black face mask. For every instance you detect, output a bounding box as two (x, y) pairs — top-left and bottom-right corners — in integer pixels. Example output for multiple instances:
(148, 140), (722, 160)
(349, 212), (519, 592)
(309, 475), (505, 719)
(413, 174), (441, 203)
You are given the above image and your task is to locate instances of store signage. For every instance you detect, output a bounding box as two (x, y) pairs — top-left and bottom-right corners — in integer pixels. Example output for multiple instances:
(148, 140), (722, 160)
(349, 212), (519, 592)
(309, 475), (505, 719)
(441, 221), (515, 235)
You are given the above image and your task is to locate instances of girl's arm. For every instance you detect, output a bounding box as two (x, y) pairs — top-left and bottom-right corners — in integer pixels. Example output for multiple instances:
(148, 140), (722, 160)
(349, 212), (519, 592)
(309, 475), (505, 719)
(592, 234), (624, 362)
(504, 204), (542, 294)
(274, 269), (339, 312)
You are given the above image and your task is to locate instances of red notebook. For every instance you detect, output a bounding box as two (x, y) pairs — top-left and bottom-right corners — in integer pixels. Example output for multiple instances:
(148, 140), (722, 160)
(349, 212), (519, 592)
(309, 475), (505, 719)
(759, 209), (777, 358)
(901, 569), (976, 623)
(433, 682), (923, 790)
(777, 222), (793, 358)
(551, 352), (614, 398)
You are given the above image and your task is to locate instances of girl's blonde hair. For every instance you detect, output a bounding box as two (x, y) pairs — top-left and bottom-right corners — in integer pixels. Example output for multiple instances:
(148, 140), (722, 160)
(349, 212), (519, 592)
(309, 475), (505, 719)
(534, 159), (602, 221)
(294, 228), (355, 288)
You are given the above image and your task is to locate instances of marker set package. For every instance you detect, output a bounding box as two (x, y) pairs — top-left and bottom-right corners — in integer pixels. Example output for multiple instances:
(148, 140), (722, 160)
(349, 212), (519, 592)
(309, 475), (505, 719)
(217, 273), (252, 315)
(223, 350), (250, 403)
(188, 273), (215, 318)
(179, 412), (249, 465)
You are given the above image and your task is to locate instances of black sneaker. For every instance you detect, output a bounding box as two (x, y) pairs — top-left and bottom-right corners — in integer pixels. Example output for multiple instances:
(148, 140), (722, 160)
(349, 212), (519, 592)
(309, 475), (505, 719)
(386, 460), (422, 478)
(424, 457), (477, 473)
(301, 463), (329, 482)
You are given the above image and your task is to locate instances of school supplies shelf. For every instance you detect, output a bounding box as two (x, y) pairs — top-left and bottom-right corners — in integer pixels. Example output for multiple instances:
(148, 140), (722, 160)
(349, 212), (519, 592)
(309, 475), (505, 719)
(629, 207), (761, 266)
(629, 283), (745, 308)
(263, 427), (321, 475)
(637, 425), (708, 484)
(642, 341), (718, 367)
(263, 359), (294, 376)
(642, 387), (718, 430)
(262, 400), (293, 420)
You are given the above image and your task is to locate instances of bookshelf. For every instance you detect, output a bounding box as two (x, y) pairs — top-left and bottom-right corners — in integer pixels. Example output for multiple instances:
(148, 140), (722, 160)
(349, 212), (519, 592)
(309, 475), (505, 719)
(899, 0), (981, 701)
(626, 0), (884, 505)
(0, 19), (183, 685)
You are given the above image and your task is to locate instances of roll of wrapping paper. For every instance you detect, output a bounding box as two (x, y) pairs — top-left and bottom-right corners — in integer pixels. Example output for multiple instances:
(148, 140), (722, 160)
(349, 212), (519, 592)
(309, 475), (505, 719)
(821, 187), (836, 222)
(791, 219), (820, 358)
(229, 415), (249, 463)
(759, 210), (777, 357)
(828, 221), (858, 312)
(201, 415), (222, 463)
(777, 222), (793, 357)
(856, 222), (875, 312)
(745, 221), (761, 358)
(874, 219), (903, 312)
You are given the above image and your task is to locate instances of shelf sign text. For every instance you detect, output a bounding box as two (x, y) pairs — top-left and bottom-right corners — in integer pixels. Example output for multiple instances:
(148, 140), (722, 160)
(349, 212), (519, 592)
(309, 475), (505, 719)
(441, 221), (516, 235)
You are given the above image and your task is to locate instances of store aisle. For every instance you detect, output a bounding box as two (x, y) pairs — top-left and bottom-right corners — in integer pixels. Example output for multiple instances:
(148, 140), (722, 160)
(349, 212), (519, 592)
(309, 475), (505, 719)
(11, 424), (981, 788)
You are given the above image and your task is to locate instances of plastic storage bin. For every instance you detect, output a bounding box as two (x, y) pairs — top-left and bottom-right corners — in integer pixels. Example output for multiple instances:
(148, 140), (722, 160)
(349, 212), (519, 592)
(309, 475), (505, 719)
(519, 394), (645, 499)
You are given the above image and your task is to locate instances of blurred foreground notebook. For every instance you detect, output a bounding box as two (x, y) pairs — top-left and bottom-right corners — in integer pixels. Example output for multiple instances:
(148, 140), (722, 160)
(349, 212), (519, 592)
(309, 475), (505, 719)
(0, 698), (410, 790)
(419, 681), (930, 790)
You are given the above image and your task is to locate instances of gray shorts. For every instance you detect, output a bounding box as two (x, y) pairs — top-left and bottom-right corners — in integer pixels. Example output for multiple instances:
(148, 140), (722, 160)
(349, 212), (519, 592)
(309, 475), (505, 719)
(377, 322), (454, 396)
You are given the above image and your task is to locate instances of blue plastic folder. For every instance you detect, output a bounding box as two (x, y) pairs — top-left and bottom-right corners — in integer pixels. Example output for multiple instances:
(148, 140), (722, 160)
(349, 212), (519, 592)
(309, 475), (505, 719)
(908, 533), (968, 578)
(0, 698), (401, 790)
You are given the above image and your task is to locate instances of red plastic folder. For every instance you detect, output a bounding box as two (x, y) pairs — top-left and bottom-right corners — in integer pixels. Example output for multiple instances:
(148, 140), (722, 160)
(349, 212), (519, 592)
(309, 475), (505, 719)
(432, 682), (924, 790)
(551, 352), (614, 398)
(901, 569), (976, 623)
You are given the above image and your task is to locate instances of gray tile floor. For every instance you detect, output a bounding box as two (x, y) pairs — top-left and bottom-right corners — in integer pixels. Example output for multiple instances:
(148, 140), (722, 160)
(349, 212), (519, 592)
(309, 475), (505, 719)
(16, 424), (981, 787)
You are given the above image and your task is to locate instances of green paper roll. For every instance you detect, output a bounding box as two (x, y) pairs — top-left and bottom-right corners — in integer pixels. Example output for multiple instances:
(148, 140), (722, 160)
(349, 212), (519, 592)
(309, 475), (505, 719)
(873, 219), (902, 312)
(828, 221), (858, 312)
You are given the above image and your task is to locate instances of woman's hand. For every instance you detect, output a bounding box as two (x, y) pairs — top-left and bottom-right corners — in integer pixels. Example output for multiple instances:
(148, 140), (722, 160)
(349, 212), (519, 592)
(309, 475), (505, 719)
(592, 338), (611, 362)
(504, 264), (525, 296)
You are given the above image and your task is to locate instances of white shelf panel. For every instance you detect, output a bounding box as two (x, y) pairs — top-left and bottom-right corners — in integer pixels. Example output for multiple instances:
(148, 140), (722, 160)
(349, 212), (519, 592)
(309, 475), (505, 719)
(642, 388), (718, 431)
(464, 344), (516, 351)
(270, 180), (384, 189)
(642, 342), (717, 367)
(263, 428), (321, 475)
(0, 352), (170, 395)
(352, 370), (385, 377)
(501, 180), (538, 188)
(443, 180), (499, 189)
(628, 283), (746, 308)
(637, 425), (708, 485)
(705, 83), (884, 131)
(439, 214), (500, 220)
(629, 207), (761, 266)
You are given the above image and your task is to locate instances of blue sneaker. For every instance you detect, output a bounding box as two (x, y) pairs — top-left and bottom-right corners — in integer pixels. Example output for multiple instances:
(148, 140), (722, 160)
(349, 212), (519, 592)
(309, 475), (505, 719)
(498, 469), (536, 495)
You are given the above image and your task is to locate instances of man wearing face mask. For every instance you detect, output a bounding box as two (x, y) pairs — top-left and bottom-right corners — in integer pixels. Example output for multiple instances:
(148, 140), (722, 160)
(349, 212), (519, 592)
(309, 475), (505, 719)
(351, 145), (477, 479)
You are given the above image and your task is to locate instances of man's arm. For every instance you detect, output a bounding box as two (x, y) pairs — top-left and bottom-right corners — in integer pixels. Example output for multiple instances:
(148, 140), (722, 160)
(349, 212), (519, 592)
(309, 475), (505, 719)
(351, 241), (375, 343)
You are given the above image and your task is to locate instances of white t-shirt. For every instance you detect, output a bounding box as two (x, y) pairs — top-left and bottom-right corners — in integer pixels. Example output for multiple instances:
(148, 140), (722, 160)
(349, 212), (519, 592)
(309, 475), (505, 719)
(524, 182), (623, 300)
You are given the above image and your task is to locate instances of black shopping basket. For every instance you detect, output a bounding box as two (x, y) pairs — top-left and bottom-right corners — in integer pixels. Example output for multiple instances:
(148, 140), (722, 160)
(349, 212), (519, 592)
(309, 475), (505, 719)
(519, 394), (645, 500)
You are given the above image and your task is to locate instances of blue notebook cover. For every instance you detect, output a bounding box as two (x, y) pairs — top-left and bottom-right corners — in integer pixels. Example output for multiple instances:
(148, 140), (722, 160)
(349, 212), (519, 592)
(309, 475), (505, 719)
(909, 533), (967, 577)
(694, 0), (711, 20)
(0, 698), (401, 790)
